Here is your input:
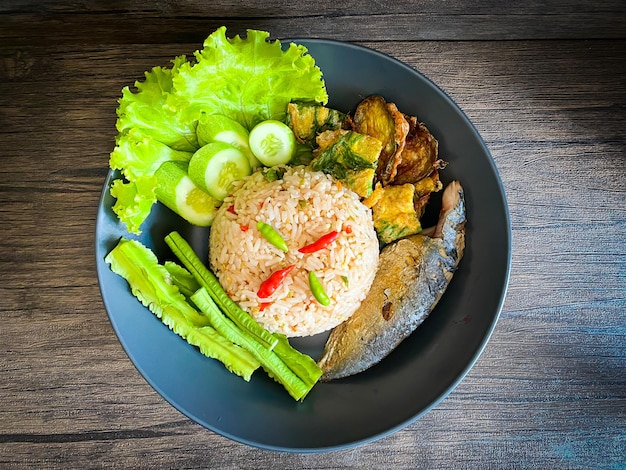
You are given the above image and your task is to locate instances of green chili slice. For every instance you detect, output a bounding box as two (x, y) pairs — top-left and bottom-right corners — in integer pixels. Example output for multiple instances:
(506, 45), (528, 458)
(257, 221), (289, 252)
(308, 271), (331, 306)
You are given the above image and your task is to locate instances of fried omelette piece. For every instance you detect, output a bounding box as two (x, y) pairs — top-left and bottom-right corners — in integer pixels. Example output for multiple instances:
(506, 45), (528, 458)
(367, 183), (422, 244)
(362, 168), (442, 244)
(311, 129), (381, 198)
(286, 101), (347, 145)
(318, 181), (466, 380)
(414, 169), (443, 198)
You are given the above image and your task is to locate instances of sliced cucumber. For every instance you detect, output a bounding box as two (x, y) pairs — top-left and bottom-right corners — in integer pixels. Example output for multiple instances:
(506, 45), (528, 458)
(248, 120), (296, 167)
(188, 142), (252, 201)
(155, 161), (220, 226)
(196, 114), (262, 169)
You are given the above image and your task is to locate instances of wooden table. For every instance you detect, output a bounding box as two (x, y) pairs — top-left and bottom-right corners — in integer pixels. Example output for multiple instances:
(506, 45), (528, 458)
(1, 2), (625, 468)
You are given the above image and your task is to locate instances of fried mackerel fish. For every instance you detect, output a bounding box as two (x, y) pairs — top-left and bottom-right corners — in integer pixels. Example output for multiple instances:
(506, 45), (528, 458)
(317, 180), (466, 380)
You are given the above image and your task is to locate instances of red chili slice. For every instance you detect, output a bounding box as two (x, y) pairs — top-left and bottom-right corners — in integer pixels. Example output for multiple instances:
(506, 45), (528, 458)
(257, 265), (295, 298)
(298, 230), (340, 254)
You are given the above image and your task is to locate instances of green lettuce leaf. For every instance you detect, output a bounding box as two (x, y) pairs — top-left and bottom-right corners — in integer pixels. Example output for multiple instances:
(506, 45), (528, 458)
(110, 128), (193, 181)
(171, 27), (328, 130)
(110, 176), (157, 235)
(109, 129), (193, 234)
(116, 55), (199, 152)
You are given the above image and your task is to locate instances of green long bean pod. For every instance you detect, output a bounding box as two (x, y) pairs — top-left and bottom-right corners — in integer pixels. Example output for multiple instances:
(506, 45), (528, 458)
(165, 231), (278, 350)
(191, 288), (311, 401)
(164, 261), (201, 298)
(271, 334), (323, 389)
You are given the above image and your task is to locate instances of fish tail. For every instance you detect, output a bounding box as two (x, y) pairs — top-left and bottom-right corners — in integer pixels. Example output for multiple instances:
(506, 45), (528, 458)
(434, 181), (466, 261)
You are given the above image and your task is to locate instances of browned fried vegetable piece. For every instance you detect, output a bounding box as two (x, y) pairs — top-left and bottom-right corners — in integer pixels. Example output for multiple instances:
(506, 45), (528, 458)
(392, 116), (443, 185)
(384, 102), (410, 182)
(352, 96), (395, 158)
(352, 96), (409, 185)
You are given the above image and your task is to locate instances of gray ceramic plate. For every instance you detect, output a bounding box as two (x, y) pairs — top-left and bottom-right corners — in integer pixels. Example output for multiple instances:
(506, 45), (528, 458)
(96, 39), (511, 452)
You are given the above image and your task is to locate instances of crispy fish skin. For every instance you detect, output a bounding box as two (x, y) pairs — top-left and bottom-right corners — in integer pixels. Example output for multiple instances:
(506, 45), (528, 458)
(317, 181), (466, 380)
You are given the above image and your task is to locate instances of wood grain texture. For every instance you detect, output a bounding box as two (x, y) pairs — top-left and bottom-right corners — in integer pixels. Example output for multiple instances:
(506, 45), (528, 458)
(2, 0), (626, 45)
(0, 2), (625, 469)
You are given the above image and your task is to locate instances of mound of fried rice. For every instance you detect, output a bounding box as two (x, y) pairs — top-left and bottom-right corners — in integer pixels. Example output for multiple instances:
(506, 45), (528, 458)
(209, 166), (380, 337)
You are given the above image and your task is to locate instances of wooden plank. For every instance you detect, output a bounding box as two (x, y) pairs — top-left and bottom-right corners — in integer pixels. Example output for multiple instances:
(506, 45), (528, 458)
(1, 3), (626, 46)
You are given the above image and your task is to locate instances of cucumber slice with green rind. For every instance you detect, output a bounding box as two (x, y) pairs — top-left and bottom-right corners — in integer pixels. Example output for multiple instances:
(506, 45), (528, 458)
(155, 161), (220, 226)
(196, 114), (261, 169)
(188, 142), (252, 201)
(248, 120), (296, 167)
